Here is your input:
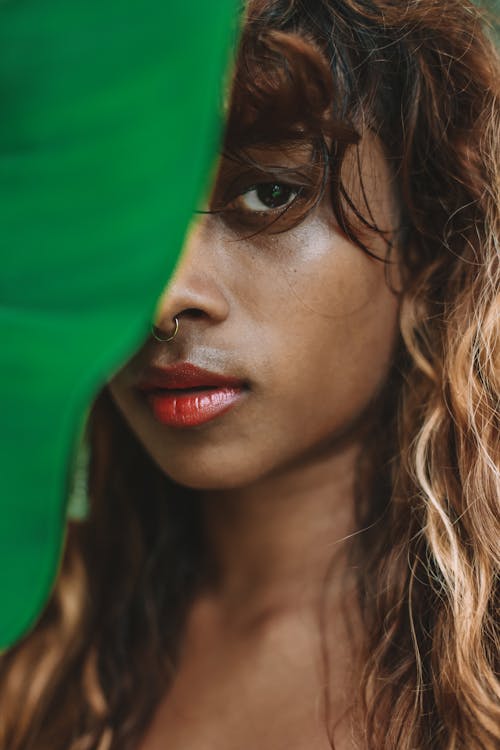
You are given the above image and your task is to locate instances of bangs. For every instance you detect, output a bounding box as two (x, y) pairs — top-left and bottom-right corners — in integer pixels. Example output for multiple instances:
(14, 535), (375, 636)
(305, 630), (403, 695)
(224, 28), (359, 149)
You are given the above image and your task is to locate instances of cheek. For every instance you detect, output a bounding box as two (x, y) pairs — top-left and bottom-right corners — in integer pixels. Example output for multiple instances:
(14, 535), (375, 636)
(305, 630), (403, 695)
(263, 223), (400, 440)
(279, 217), (393, 316)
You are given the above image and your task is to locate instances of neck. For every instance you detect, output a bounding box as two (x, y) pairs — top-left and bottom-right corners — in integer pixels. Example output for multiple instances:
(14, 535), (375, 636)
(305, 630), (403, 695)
(199, 439), (361, 623)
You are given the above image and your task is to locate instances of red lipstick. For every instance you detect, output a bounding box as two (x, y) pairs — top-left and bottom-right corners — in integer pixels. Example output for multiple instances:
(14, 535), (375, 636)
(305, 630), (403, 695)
(136, 363), (246, 427)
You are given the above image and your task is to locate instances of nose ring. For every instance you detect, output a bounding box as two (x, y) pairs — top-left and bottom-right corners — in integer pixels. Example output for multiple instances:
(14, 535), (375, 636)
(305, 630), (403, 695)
(151, 316), (179, 342)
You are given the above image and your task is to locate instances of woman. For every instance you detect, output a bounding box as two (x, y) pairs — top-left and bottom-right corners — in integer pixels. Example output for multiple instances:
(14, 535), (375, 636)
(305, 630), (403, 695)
(1, 0), (499, 748)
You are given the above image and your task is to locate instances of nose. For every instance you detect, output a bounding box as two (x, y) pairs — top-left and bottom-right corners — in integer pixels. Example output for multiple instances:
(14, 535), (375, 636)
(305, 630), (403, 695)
(152, 216), (230, 337)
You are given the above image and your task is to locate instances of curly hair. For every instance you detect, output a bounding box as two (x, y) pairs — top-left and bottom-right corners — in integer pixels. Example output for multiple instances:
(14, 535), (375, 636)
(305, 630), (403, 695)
(1, 2), (498, 748)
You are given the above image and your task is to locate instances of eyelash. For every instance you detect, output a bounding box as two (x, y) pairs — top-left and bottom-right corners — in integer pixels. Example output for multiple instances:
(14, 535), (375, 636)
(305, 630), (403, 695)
(217, 180), (311, 234)
(233, 182), (302, 214)
(203, 159), (322, 233)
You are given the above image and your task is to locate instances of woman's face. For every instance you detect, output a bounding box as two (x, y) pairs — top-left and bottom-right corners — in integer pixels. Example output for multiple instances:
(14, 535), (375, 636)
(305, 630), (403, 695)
(108, 135), (401, 490)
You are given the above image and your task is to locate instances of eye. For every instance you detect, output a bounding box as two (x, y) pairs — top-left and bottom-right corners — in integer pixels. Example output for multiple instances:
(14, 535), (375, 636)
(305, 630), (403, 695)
(236, 182), (300, 212)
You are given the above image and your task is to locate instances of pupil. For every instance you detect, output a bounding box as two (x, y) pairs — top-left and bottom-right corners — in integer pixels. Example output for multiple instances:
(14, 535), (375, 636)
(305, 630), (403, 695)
(257, 183), (292, 209)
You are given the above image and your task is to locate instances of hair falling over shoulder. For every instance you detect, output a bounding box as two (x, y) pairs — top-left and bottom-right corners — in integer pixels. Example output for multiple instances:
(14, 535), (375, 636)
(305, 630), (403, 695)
(1, 2), (499, 748)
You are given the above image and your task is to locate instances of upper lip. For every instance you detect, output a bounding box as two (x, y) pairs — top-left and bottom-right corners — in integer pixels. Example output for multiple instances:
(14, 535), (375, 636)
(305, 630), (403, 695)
(136, 363), (245, 391)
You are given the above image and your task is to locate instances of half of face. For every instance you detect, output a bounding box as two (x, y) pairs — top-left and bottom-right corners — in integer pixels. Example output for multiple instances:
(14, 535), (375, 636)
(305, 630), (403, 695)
(107, 130), (402, 491)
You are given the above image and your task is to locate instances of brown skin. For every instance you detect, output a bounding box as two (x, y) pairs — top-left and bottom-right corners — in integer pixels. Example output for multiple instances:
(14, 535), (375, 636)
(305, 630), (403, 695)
(108, 135), (401, 749)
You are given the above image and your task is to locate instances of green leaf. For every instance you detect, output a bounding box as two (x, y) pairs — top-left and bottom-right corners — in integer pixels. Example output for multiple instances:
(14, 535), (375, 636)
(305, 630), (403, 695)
(0, 0), (239, 649)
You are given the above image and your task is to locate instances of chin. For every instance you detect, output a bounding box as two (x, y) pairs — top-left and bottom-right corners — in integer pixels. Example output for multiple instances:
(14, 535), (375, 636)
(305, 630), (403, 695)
(162, 468), (255, 492)
(152, 450), (267, 492)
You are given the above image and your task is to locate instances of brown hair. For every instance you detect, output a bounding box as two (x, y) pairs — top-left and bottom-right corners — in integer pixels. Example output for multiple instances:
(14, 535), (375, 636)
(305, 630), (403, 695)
(1, 1), (499, 748)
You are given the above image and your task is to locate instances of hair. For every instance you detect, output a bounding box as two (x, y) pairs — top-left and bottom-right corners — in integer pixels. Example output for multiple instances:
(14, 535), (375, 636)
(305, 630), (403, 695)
(1, 1), (499, 748)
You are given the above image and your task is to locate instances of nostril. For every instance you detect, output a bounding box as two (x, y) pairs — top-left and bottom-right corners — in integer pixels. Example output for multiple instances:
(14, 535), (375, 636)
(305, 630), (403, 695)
(181, 308), (205, 320)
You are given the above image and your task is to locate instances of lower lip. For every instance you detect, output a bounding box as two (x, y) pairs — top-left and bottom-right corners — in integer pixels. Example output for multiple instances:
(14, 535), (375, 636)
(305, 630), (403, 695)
(146, 387), (245, 427)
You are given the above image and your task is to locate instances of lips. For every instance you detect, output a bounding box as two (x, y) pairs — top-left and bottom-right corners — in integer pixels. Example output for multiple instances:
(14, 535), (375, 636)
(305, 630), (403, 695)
(136, 363), (246, 427)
